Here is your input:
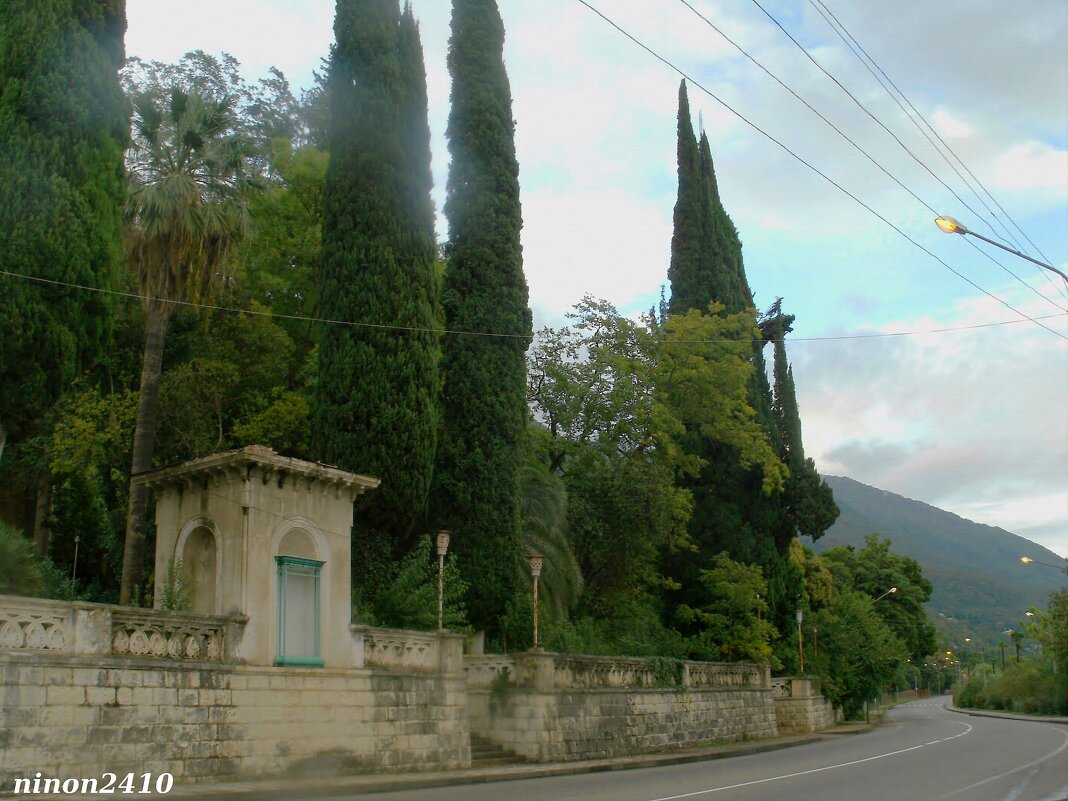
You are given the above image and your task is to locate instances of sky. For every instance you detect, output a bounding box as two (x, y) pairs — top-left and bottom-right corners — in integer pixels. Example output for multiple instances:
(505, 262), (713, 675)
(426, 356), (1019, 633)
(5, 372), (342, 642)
(125, 0), (1068, 560)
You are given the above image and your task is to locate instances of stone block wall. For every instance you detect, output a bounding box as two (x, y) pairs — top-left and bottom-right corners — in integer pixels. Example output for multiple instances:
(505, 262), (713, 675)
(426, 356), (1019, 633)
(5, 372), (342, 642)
(469, 687), (777, 761)
(771, 676), (838, 733)
(0, 656), (470, 787)
(464, 652), (777, 761)
(0, 596), (470, 788)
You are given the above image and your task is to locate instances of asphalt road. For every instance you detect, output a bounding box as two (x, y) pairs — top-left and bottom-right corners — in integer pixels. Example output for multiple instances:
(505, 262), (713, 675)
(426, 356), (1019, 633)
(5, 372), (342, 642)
(356, 700), (1068, 801)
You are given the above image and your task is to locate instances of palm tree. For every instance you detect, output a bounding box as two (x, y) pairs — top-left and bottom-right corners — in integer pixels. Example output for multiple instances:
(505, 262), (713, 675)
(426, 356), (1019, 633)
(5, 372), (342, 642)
(119, 89), (254, 604)
(517, 456), (583, 620)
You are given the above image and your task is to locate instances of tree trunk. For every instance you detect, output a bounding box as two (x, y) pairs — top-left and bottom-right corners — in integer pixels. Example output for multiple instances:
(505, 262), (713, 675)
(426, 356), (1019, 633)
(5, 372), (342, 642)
(119, 307), (169, 605)
(32, 476), (52, 558)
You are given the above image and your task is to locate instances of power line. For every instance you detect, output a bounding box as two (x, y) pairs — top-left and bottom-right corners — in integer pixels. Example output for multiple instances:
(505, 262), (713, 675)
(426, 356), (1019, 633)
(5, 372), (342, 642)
(743, 0), (1019, 247)
(673, 0), (1065, 315)
(570, 1), (1067, 341)
(3, 266), (1065, 346)
(807, 0), (1059, 279)
(808, 0), (1067, 304)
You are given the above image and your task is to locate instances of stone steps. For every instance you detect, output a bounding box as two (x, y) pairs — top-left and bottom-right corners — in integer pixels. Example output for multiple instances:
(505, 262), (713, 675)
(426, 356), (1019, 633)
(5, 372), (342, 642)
(470, 734), (524, 767)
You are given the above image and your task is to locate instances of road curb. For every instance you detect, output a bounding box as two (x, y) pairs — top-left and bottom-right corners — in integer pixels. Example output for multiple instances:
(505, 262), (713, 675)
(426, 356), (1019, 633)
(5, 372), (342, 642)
(71, 734), (829, 799)
(944, 701), (1068, 725)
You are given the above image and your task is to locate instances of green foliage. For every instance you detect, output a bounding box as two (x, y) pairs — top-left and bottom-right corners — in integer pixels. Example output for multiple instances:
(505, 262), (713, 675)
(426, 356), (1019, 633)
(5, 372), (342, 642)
(122, 50), (311, 161)
(315, 0), (440, 597)
(956, 659), (1064, 716)
(810, 589), (908, 718)
(366, 535), (470, 632)
(40, 386), (135, 600)
(676, 554), (778, 664)
(0, 0), (126, 451)
(543, 597), (690, 659)
(821, 534), (937, 662)
(649, 656), (685, 687)
(518, 432), (583, 617)
(0, 521), (44, 596)
(528, 297), (695, 612)
(667, 81), (751, 318)
(433, 0), (532, 638)
(121, 84), (256, 603)
(159, 559), (192, 612)
(659, 308), (786, 495)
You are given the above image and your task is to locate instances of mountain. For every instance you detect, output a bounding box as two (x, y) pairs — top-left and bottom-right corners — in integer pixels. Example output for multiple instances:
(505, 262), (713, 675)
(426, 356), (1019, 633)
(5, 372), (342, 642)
(807, 475), (1065, 645)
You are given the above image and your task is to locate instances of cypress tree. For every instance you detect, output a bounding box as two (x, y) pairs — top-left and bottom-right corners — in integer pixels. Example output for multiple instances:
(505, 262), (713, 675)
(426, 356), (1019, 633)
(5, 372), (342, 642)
(667, 81), (705, 315)
(770, 305), (839, 543)
(0, 0), (126, 460)
(770, 305), (804, 468)
(314, 0), (440, 596)
(433, 0), (532, 638)
(664, 81), (797, 632)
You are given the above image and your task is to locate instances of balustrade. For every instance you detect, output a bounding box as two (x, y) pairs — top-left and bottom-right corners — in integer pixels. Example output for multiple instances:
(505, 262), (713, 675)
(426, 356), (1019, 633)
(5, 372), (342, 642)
(463, 655), (516, 687)
(110, 608), (233, 662)
(0, 595), (241, 663)
(354, 625), (440, 672)
(0, 596), (71, 652)
(462, 650), (772, 691)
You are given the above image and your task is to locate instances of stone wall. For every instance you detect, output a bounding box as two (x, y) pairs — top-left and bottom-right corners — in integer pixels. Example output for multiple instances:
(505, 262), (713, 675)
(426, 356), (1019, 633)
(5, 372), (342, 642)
(464, 652), (777, 761)
(771, 676), (838, 733)
(0, 596), (469, 787)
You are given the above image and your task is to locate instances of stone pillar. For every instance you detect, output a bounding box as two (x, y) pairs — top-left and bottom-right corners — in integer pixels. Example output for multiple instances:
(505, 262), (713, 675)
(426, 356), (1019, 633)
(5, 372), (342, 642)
(71, 606), (111, 655)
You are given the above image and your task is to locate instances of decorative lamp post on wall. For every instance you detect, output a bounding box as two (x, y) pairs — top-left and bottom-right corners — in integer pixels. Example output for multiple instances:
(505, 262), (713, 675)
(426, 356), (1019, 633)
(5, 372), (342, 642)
(796, 608), (804, 673)
(529, 552), (544, 650)
(71, 535), (80, 585)
(436, 530), (451, 632)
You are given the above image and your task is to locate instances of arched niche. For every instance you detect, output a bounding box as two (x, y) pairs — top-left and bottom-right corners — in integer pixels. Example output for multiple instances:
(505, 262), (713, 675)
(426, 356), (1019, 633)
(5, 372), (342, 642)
(175, 517), (221, 615)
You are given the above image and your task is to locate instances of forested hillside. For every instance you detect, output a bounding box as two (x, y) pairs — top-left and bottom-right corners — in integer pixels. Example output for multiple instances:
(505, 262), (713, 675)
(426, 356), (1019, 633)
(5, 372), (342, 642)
(814, 476), (1064, 643)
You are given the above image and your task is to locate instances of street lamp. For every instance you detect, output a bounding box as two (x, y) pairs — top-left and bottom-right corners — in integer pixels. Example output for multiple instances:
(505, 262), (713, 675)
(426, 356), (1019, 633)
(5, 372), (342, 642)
(874, 586), (898, 602)
(436, 530), (451, 632)
(1020, 555), (1068, 575)
(934, 216), (1068, 287)
(529, 552), (544, 650)
(796, 609), (804, 673)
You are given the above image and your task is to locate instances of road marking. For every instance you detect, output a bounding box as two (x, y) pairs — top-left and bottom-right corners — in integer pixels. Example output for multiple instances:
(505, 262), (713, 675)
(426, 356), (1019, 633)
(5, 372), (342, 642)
(933, 724), (1068, 800)
(645, 720), (974, 801)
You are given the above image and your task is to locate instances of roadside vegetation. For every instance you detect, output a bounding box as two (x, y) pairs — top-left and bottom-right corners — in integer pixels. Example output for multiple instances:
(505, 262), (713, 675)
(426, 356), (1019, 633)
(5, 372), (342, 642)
(955, 590), (1068, 716)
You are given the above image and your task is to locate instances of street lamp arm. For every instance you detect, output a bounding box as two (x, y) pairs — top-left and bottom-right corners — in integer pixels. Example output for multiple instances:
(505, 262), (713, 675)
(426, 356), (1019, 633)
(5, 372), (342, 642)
(965, 229), (1068, 284)
(1021, 555), (1068, 575)
(934, 216), (1068, 287)
(874, 586), (898, 602)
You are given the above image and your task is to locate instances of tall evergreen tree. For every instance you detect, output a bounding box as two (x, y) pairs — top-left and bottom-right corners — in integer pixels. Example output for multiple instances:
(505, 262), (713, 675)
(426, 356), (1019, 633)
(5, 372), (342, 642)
(433, 0), (532, 638)
(667, 81), (705, 316)
(663, 81), (800, 635)
(769, 302), (839, 543)
(314, 0), (440, 596)
(0, 0), (127, 464)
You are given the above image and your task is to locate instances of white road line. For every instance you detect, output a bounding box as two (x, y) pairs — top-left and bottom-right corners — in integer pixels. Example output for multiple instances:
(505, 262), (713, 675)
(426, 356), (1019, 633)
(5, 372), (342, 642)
(646, 722), (974, 801)
(933, 724), (1068, 800)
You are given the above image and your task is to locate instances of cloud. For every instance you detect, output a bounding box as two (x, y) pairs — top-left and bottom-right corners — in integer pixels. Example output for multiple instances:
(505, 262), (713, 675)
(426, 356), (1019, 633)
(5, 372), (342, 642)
(990, 142), (1068, 197)
(795, 291), (1068, 556)
(930, 107), (974, 141)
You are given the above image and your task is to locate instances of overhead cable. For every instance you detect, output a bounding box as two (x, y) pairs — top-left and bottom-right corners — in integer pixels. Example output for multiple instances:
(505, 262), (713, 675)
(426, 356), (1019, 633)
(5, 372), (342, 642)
(571, 0), (1067, 340)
